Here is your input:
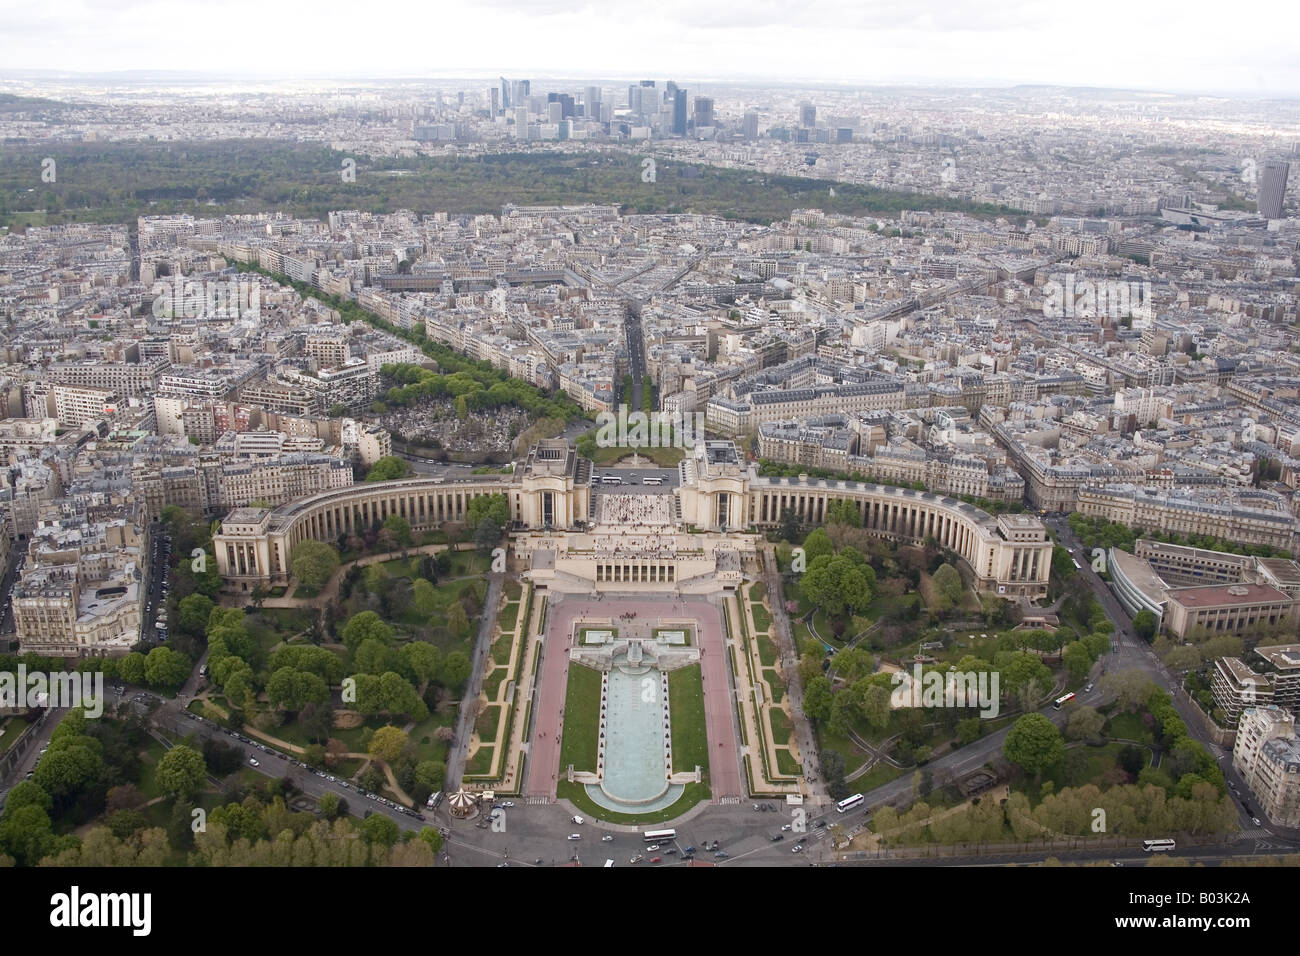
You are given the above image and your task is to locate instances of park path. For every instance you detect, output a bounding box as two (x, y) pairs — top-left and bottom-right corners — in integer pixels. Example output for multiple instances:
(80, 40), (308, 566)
(737, 583), (802, 790)
(249, 541), (474, 610)
(189, 694), (416, 805)
(461, 587), (530, 789)
(445, 572), (502, 790)
(760, 545), (823, 794)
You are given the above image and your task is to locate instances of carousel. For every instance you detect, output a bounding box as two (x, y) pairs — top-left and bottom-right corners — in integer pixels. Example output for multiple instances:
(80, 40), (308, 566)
(447, 788), (478, 819)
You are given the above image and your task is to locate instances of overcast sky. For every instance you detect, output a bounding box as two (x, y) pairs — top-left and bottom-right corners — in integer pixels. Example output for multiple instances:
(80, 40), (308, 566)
(2, 0), (1297, 95)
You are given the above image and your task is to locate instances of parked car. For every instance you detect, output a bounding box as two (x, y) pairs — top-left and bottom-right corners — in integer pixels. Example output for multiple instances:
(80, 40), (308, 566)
(771, 834), (784, 842)
(567, 833), (582, 841)
(649, 856), (661, 864)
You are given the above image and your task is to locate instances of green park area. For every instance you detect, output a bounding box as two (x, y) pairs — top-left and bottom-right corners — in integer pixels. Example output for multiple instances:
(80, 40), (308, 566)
(0, 710), (446, 867)
(557, 662), (602, 773)
(667, 664), (708, 775)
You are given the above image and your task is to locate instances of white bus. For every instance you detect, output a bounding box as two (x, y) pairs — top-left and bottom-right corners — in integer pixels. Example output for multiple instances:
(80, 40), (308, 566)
(836, 793), (865, 813)
(1053, 693), (1076, 710)
(643, 476), (664, 485)
(1142, 838), (1175, 852)
(642, 828), (676, 843)
(602, 475), (623, 485)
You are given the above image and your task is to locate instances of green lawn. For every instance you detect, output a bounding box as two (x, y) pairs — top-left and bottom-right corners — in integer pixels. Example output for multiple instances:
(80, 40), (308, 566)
(251, 607), (316, 634)
(406, 712), (455, 764)
(769, 708), (792, 746)
(556, 779), (710, 826)
(751, 603), (772, 632)
(497, 602), (520, 631)
(136, 737), (176, 800)
(757, 634), (778, 667)
(1040, 742), (1128, 796)
(0, 717), (29, 753)
(465, 746), (495, 776)
(489, 631), (515, 667)
(863, 591), (922, 623)
(446, 550), (491, 578)
(775, 749), (802, 776)
(851, 761), (904, 793)
(581, 439), (685, 468)
(768, 670), (786, 705)
(793, 619), (820, 656)
(812, 609), (845, 645)
(817, 728), (870, 777)
(786, 579), (814, 616)
(1106, 711), (1154, 744)
(474, 705), (500, 741)
(668, 664), (708, 774)
(558, 663), (602, 773)
(749, 581), (767, 601)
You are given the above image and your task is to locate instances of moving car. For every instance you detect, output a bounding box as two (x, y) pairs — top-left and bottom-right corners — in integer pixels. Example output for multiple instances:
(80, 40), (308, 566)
(567, 833), (581, 841)
(248, 757), (260, 767)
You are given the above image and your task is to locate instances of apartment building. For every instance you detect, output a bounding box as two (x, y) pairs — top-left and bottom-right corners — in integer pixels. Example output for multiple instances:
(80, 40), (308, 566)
(217, 453), (353, 509)
(13, 515), (144, 658)
(357, 424), (392, 467)
(1076, 485), (1299, 552)
(52, 383), (120, 429)
(1212, 656), (1276, 726)
(1253, 644), (1300, 716)
(238, 379), (322, 417)
(1232, 706), (1300, 828)
(49, 357), (168, 398)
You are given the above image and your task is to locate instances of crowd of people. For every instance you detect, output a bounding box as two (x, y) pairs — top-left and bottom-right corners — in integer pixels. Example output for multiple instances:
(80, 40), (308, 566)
(591, 533), (678, 560)
(597, 493), (673, 527)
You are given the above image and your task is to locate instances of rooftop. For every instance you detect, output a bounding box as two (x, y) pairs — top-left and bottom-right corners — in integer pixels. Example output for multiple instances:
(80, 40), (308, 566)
(1168, 582), (1291, 609)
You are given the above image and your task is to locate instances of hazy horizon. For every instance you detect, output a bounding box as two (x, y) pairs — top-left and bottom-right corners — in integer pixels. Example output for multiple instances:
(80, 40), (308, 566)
(1, 0), (1297, 98)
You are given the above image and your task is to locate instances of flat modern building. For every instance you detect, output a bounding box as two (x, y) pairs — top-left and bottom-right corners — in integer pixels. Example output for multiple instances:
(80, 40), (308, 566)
(1164, 582), (1300, 641)
(1107, 546), (1169, 627)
